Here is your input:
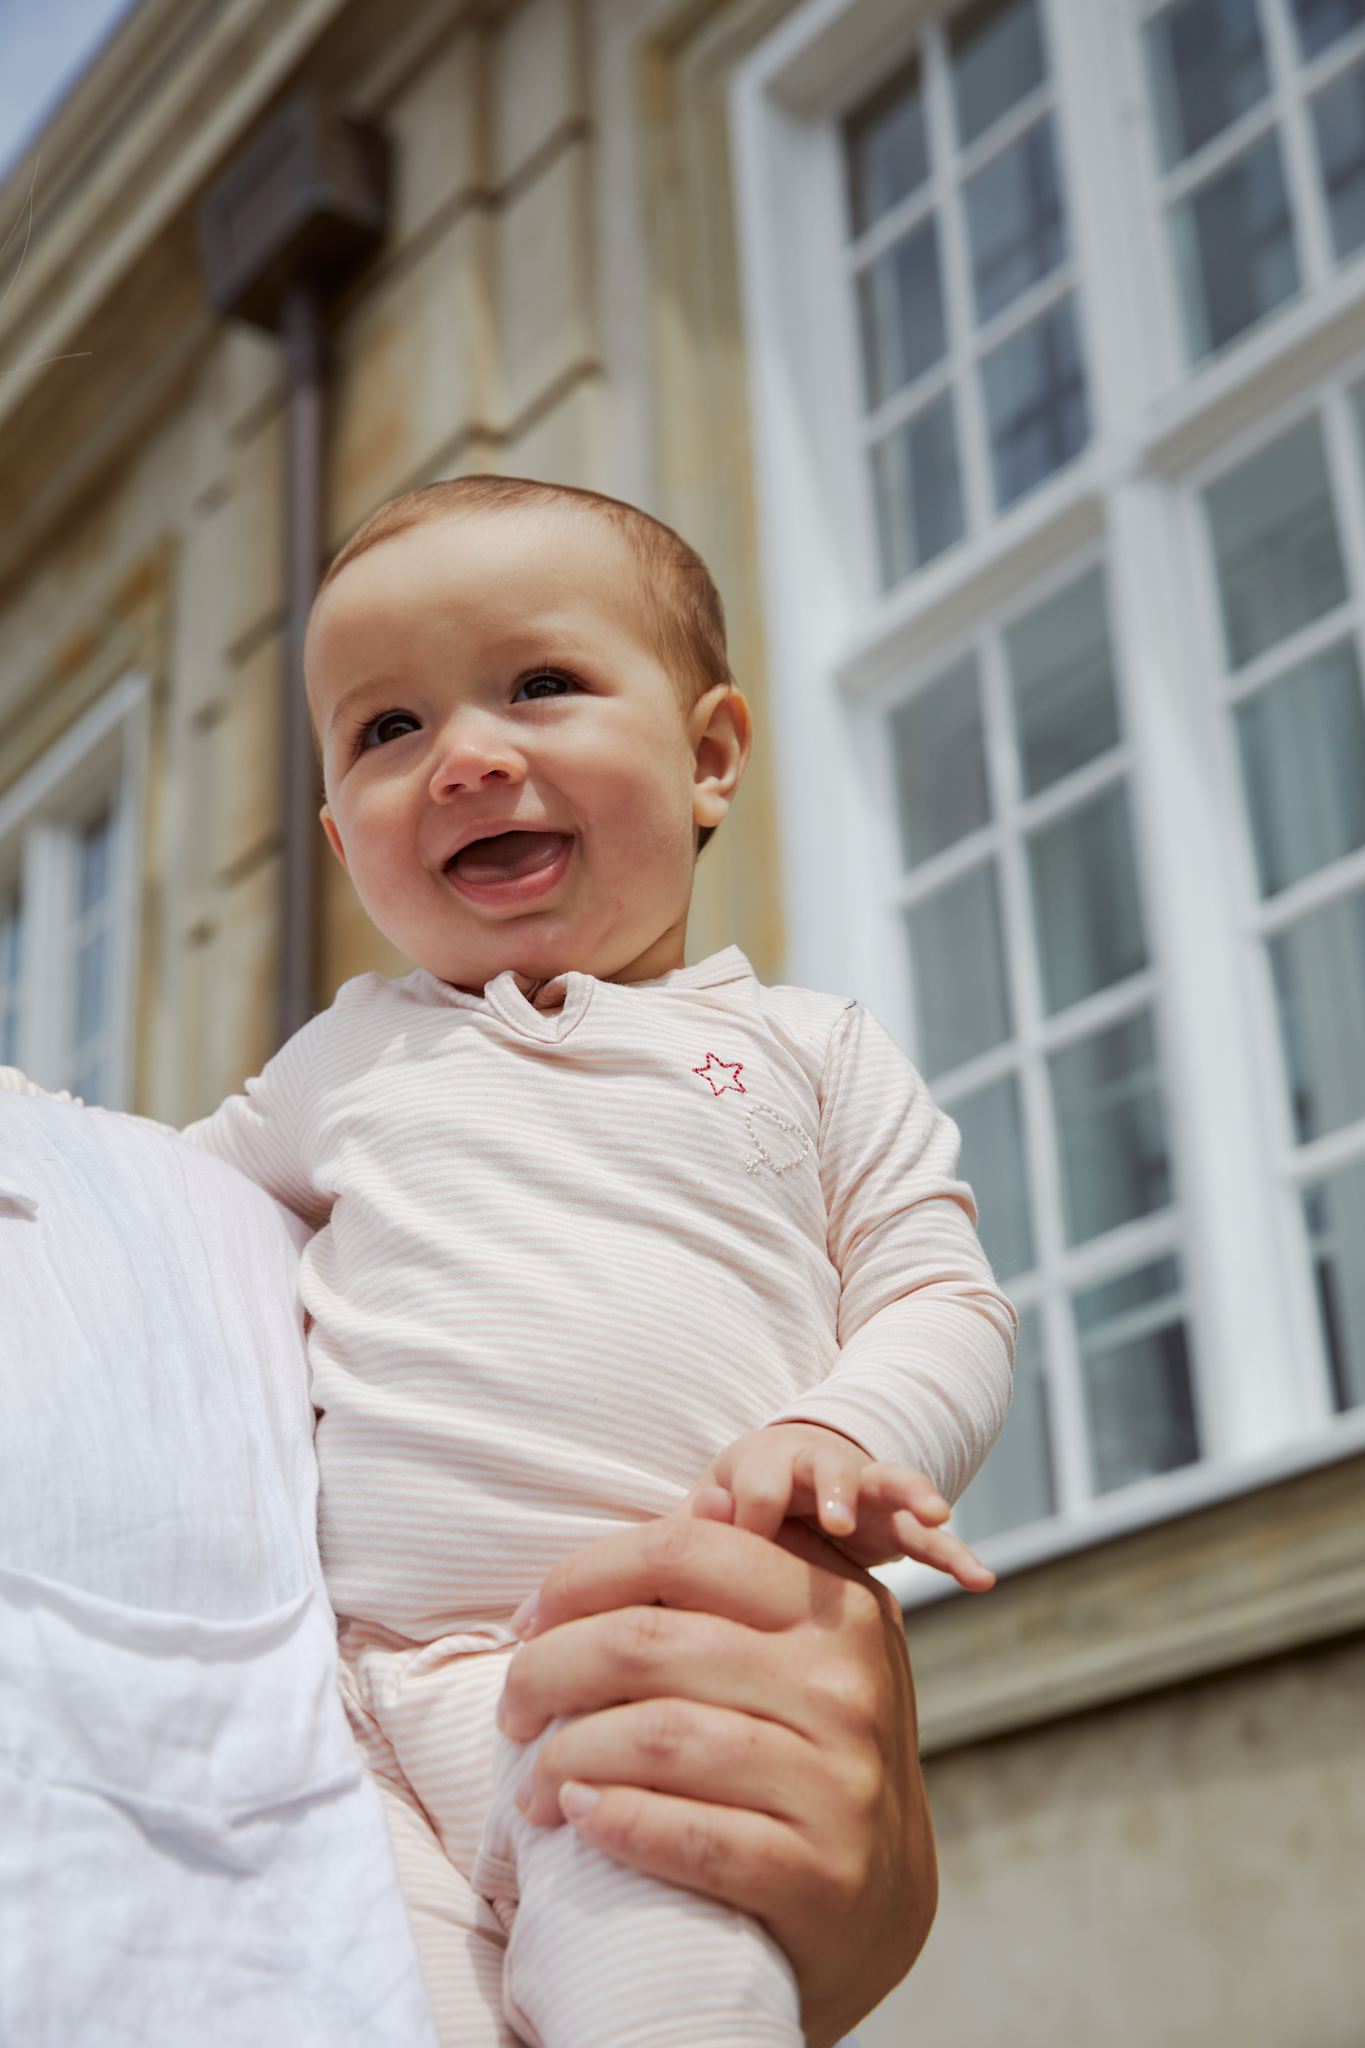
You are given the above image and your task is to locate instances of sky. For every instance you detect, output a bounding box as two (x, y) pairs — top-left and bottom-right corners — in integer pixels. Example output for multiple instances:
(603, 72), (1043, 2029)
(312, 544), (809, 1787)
(0, 0), (141, 184)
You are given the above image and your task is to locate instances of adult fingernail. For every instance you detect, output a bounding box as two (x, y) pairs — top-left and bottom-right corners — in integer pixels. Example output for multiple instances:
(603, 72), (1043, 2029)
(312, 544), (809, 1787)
(510, 1592), (540, 1640)
(559, 1781), (600, 1823)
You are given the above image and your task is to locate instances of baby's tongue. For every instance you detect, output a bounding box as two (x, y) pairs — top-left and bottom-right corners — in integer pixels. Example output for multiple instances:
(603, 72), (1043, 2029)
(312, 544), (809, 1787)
(453, 830), (567, 882)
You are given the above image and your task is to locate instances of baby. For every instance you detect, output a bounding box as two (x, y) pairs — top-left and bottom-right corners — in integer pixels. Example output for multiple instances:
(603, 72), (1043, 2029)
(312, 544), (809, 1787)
(11, 477), (1016, 2047)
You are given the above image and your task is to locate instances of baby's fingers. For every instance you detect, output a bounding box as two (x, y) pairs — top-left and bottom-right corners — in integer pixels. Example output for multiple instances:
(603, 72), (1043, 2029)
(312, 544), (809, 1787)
(891, 1508), (995, 1592)
(727, 1438), (799, 1541)
(792, 1437), (867, 1540)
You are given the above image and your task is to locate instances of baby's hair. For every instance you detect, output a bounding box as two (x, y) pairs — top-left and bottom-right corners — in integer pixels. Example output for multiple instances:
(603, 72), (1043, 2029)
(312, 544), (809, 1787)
(318, 475), (737, 853)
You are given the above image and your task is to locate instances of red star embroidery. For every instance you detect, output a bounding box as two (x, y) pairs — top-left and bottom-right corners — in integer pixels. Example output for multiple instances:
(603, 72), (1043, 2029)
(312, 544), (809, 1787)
(693, 1051), (746, 1096)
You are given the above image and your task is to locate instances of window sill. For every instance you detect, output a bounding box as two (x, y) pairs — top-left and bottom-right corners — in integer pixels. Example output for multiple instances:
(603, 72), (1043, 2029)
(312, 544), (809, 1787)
(892, 1421), (1365, 1755)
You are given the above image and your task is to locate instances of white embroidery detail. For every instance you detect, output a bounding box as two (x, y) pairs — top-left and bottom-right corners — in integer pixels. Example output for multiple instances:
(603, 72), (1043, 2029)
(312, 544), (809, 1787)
(742, 1101), (813, 1177)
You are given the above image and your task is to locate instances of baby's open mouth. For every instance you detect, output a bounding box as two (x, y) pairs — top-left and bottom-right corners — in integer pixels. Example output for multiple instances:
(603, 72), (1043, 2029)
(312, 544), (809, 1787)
(446, 831), (571, 884)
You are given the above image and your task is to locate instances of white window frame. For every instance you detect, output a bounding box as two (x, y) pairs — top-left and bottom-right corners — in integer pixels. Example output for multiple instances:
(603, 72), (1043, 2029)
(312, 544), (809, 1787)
(0, 674), (148, 1108)
(1132, 0), (1365, 371)
(731, 0), (1365, 1604)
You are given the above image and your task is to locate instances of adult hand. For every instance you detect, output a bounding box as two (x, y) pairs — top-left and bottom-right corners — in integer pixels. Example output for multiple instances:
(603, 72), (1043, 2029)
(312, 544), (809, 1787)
(499, 1512), (937, 2048)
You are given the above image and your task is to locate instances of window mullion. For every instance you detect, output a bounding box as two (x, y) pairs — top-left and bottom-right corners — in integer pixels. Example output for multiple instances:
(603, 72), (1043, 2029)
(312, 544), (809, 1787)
(1108, 475), (1316, 1455)
(1264, 0), (1337, 285)
(980, 628), (1092, 1515)
(924, 23), (992, 537)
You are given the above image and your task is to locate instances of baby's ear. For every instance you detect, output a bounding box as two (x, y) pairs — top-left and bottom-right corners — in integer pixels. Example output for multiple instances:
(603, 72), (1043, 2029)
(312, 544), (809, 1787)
(691, 685), (752, 833)
(320, 805), (349, 873)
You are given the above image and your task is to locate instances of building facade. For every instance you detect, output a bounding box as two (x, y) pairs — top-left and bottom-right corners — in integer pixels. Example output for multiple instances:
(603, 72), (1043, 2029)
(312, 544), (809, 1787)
(0, 0), (1362, 2039)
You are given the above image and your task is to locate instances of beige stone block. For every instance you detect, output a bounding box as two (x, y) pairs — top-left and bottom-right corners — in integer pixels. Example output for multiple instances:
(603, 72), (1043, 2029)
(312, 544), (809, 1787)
(319, 844), (413, 1001)
(865, 1635), (1365, 2048)
(388, 23), (484, 245)
(493, 140), (594, 427)
(484, 369), (610, 489)
(328, 207), (493, 548)
(491, 0), (584, 189)
(187, 852), (281, 1112)
(208, 631), (285, 880)
(218, 415), (285, 654)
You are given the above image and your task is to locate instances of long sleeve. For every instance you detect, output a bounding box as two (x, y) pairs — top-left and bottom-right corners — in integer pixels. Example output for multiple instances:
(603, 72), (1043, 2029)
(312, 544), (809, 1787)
(181, 1018), (330, 1230)
(768, 1001), (1016, 1503)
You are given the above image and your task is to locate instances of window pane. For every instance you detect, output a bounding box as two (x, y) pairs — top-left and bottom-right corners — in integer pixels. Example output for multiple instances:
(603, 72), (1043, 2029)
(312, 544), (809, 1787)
(856, 220), (947, 410)
(1311, 59), (1365, 260)
(871, 395), (965, 586)
(964, 118), (1066, 325)
(1269, 886), (1365, 1141)
(1074, 1258), (1199, 1493)
(1145, 0), (1268, 172)
(981, 296), (1088, 509)
(74, 929), (109, 1050)
(1293, 0), (1365, 61)
(950, 0), (1046, 148)
(79, 810), (114, 915)
(951, 1072), (1035, 1279)
(890, 659), (990, 869)
(956, 1307), (1055, 1539)
(1205, 416), (1346, 667)
(1029, 783), (1147, 1014)
(846, 56), (928, 237)
(0, 894), (20, 987)
(1304, 1159), (1365, 1410)
(1236, 640), (1365, 895)
(905, 861), (1012, 1075)
(1051, 1009), (1171, 1244)
(1172, 135), (1298, 359)
(1005, 567), (1119, 795)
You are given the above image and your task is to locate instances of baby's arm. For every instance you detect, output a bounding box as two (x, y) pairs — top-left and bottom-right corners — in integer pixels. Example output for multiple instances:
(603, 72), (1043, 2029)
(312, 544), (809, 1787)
(694, 999), (1016, 1586)
(180, 1020), (329, 1227)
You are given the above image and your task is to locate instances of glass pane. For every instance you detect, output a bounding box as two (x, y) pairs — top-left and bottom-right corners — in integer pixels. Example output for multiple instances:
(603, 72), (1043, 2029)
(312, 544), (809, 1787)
(1145, 0), (1268, 171)
(950, 0), (1046, 148)
(856, 219), (947, 410)
(1074, 1258), (1199, 1494)
(1236, 640), (1365, 895)
(1029, 783), (1147, 1014)
(955, 1307), (1055, 1539)
(74, 929), (109, 1049)
(1172, 135), (1298, 359)
(1269, 885), (1365, 1141)
(964, 118), (1066, 325)
(69, 1054), (110, 1109)
(1311, 59), (1365, 259)
(905, 860), (1012, 1075)
(846, 56), (929, 237)
(951, 1072), (1035, 1279)
(1051, 1009), (1171, 1244)
(1293, 0), (1365, 60)
(0, 895), (21, 988)
(0, 1002), (17, 1068)
(871, 395), (965, 587)
(1006, 567), (1119, 795)
(890, 659), (990, 870)
(981, 296), (1088, 510)
(78, 810), (114, 915)
(1304, 1159), (1365, 1410)
(1205, 416), (1346, 668)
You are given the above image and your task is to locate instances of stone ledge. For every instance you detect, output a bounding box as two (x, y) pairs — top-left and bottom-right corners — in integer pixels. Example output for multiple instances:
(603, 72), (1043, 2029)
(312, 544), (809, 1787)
(908, 1450), (1365, 1754)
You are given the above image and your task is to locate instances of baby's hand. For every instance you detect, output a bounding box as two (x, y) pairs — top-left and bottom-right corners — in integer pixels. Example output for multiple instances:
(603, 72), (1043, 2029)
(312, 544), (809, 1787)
(687, 1422), (995, 1591)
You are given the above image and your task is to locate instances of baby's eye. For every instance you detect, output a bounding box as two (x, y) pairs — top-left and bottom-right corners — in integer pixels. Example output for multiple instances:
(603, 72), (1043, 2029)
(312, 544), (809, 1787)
(514, 670), (579, 702)
(358, 710), (421, 750)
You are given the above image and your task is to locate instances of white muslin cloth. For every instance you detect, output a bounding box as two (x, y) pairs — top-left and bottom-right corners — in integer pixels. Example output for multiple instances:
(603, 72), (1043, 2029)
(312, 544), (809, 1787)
(0, 1097), (436, 2047)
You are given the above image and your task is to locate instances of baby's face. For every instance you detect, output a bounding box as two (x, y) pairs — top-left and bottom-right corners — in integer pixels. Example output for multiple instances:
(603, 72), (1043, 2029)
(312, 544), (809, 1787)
(307, 506), (741, 991)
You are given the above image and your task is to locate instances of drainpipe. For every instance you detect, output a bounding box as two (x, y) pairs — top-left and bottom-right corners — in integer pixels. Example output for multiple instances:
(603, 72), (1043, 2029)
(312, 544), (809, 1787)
(197, 89), (389, 1048)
